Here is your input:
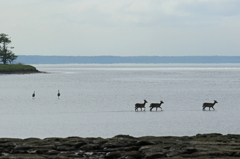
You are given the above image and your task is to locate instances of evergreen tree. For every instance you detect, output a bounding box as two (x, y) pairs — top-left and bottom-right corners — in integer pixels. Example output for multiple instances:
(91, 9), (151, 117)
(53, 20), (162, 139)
(0, 33), (17, 64)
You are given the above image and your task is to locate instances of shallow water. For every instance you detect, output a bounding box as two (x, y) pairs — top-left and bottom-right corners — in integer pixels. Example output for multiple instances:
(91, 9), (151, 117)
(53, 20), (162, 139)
(0, 64), (240, 138)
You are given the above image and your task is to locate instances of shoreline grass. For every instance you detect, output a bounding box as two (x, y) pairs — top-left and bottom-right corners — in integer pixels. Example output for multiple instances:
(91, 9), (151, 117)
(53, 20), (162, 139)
(0, 64), (39, 73)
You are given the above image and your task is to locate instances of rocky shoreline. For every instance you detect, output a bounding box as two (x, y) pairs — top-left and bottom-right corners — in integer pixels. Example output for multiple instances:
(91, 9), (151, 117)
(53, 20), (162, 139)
(0, 133), (240, 158)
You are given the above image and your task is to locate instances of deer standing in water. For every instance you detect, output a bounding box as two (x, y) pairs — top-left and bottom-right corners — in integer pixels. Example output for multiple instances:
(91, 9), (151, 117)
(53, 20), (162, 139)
(135, 100), (148, 111)
(202, 100), (218, 110)
(150, 101), (164, 111)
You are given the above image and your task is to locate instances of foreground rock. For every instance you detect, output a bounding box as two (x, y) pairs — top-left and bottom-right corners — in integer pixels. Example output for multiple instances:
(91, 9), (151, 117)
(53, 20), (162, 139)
(0, 133), (240, 158)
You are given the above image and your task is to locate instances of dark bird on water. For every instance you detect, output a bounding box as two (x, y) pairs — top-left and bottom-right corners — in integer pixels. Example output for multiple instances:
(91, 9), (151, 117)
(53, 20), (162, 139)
(32, 91), (35, 98)
(57, 90), (60, 98)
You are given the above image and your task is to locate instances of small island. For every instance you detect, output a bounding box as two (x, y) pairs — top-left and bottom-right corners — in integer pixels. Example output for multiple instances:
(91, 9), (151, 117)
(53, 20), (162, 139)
(0, 64), (40, 74)
(0, 33), (40, 74)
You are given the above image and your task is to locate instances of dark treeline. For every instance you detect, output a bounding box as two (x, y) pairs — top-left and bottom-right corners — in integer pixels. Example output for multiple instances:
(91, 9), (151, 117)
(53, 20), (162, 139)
(17, 55), (240, 64)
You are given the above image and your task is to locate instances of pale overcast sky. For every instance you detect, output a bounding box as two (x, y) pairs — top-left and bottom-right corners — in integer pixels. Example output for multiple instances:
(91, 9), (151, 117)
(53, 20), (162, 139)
(1, 0), (240, 56)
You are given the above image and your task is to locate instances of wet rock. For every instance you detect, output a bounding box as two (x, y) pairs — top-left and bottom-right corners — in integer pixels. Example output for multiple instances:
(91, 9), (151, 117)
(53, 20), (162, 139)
(181, 147), (198, 154)
(55, 145), (75, 151)
(0, 133), (240, 158)
(106, 151), (122, 159)
(0, 154), (45, 159)
(46, 156), (73, 159)
(84, 152), (106, 159)
(144, 152), (166, 159)
(113, 135), (136, 140)
(45, 150), (59, 155)
(80, 144), (100, 151)
(122, 151), (141, 158)
(104, 146), (140, 152)
(139, 144), (170, 153)
(58, 151), (79, 157)
(137, 141), (155, 146)
(102, 140), (136, 149)
(0, 138), (22, 143)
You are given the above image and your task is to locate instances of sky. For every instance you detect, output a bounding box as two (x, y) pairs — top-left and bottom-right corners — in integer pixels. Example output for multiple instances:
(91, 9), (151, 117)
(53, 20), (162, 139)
(1, 0), (240, 56)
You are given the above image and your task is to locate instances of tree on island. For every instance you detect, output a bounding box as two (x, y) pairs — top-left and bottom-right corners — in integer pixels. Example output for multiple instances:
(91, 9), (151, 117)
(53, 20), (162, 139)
(0, 33), (17, 64)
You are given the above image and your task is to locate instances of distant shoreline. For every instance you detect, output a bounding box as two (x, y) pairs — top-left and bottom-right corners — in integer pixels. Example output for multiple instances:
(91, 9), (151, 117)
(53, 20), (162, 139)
(16, 55), (240, 64)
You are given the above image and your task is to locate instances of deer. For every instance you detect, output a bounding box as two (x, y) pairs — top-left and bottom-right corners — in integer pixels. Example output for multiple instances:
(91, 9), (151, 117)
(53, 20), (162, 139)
(202, 100), (218, 110)
(150, 101), (164, 111)
(135, 100), (148, 111)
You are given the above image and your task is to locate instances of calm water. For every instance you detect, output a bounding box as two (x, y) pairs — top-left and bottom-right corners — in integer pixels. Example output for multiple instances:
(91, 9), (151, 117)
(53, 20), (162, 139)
(0, 64), (240, 138)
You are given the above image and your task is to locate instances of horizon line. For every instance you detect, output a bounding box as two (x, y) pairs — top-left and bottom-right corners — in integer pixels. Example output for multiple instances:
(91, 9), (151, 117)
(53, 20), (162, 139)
(18, 55), (240, 57)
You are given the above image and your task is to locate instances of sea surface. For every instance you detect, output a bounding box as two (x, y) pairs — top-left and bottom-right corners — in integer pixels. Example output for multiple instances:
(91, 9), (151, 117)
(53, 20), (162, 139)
(0, 64), (240, 139)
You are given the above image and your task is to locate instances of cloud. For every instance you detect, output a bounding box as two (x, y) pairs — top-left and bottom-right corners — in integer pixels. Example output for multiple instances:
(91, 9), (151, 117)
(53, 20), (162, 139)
(0, 0), (240, 56)
(2, 0), (240, 27)
(54, 0), (240, 30)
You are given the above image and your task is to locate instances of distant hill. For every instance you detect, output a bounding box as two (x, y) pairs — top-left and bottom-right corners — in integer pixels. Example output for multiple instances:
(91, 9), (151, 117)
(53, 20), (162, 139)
(16, 55), (240, 64)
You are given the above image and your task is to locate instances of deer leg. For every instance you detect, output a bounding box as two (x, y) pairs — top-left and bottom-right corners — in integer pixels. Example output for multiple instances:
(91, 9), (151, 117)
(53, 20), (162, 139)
(212, 107), (215, 110)
(209, 107), (210, 111)
(160, 107), (162, 111)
